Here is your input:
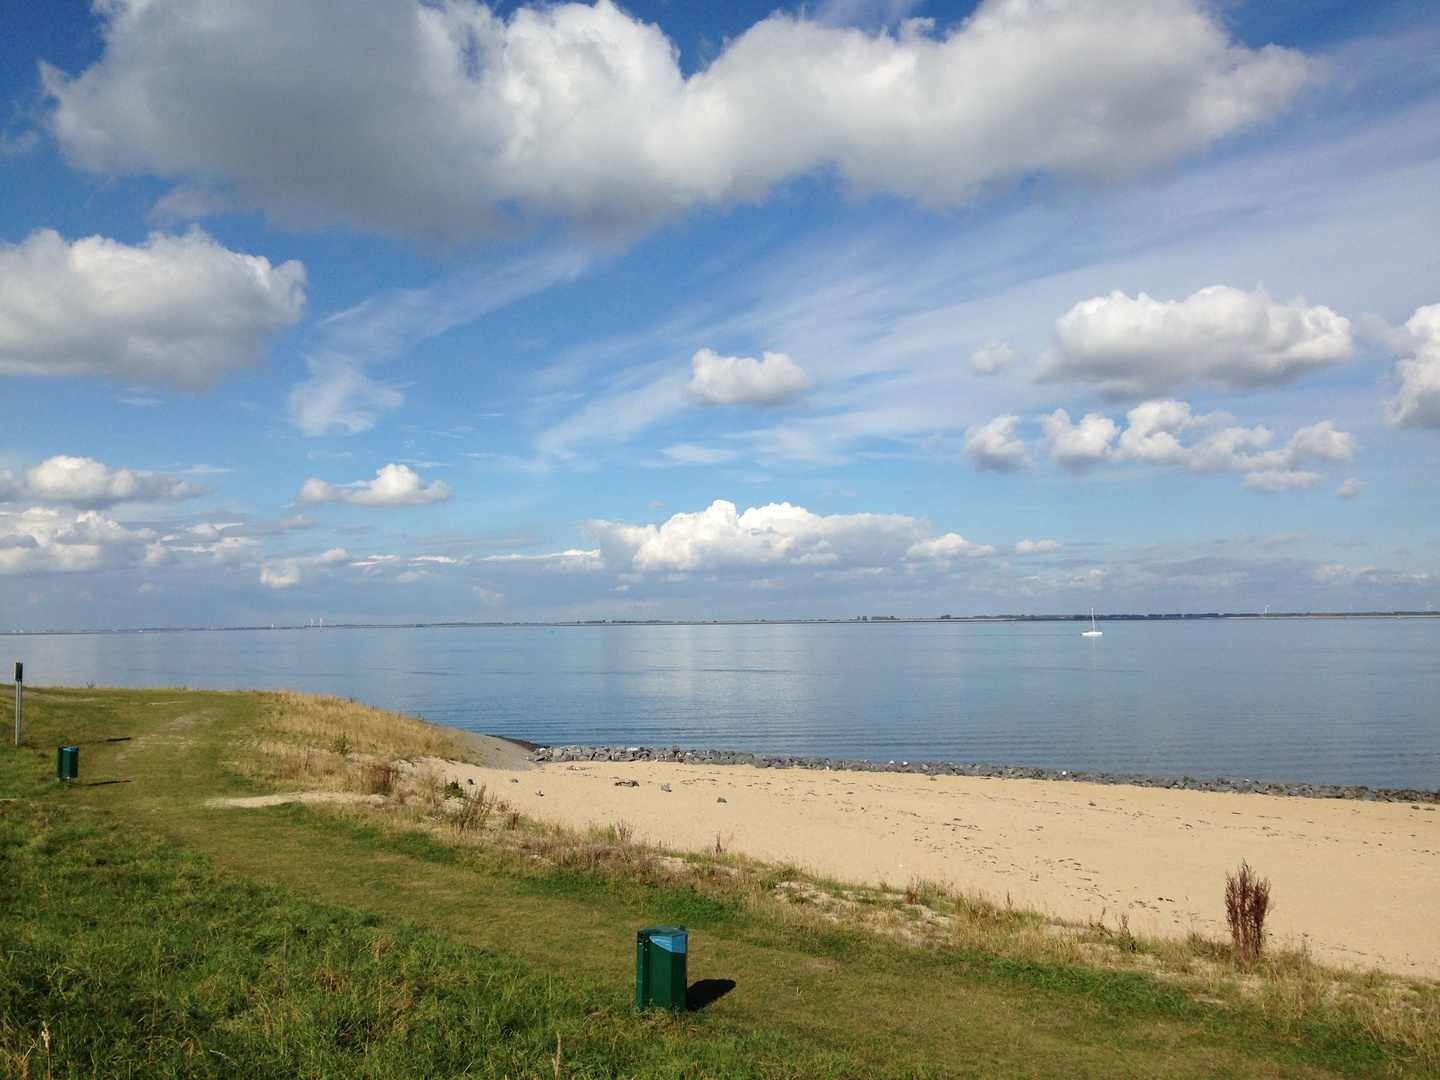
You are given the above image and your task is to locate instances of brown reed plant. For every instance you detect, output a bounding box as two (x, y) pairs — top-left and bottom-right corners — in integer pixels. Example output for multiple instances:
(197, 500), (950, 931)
(364, 763), (396, 796)
(1225, 859), (1271, 968)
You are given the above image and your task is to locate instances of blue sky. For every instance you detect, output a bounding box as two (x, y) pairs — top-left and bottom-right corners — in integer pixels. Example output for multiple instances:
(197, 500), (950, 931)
(1, 0), (1437, 628)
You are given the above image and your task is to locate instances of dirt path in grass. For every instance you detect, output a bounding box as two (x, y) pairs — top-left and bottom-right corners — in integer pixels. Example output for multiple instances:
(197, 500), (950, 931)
(431, 752), (1440, 979)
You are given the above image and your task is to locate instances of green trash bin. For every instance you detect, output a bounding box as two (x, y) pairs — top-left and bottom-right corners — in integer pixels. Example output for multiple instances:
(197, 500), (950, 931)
(635, 926), (687, 1012)
(57, 746), (79, 781)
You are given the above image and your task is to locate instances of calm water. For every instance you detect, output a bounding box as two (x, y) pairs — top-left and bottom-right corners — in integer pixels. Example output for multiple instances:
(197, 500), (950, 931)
(6, 619), (1437, 790)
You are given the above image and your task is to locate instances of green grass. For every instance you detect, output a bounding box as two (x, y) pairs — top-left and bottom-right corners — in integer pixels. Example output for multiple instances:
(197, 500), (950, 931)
(0, 686), (1434, 1078)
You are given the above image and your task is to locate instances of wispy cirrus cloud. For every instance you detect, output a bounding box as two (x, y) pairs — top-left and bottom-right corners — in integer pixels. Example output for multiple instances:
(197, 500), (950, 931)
(289, 248), (589, 436)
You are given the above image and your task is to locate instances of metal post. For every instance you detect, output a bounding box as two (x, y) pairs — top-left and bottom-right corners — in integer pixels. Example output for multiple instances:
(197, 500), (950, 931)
(13, 662), (21, 747)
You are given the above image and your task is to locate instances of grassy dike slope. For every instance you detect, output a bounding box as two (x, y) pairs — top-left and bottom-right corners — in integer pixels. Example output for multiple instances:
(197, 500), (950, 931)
(0, 687), (1433, 1079)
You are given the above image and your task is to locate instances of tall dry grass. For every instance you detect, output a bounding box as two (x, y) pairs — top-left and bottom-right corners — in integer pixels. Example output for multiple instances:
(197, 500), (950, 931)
(260, 690), (466, 761)
(231, 691), (469, 795)
(1225, 859), (1271, 969)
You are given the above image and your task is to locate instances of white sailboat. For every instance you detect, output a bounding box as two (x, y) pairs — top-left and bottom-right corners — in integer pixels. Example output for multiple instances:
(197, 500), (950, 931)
(1081, 608), (1103, 637)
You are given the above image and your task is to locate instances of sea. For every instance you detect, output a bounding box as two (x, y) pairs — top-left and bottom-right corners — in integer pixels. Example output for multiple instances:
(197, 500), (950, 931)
(6, 618), (1437, 791)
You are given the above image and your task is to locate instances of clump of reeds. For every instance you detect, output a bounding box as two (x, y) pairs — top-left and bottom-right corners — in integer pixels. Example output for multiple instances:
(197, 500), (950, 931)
(1225, 859), (1271, 969)
(364, 763), (396, 796)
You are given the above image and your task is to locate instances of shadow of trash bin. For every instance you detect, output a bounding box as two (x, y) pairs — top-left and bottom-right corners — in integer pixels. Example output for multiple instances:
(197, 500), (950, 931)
(686, 978), (735, 1012)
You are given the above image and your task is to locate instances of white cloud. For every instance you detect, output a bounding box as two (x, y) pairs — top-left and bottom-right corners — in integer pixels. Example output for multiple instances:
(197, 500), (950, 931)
(1015, 539), (1062, 554)
(1114, 403), (1356, 491)
(682, 349), (812, 407)
(0, 228), (304, 390)
(1241, 469), (1324, 494)
(0, 507), (158, 574)
(963, 414), (1031, 472)
(1038, 409), (1119, 470)
(1383, 302), (1440, 428)
(906, 533), (996, 562)
(0, 455), (211, 509)
(1286, 421), (1359, 464)
(661, 443), (741, 465)
(586, 499), (933, 572)
(296, 464), (452, 508)
(1114, 398), (1199, 463)
(1335, 477), (1365, 499)
(259, 547), (349, 589)
(1034, 285), (1352, 399)
(966, 340), (1020, 375)
(289, 363), (405, 439)
(984, 400), (1358, 493)
(483, 549), (605, 573)
(46, 0), (1314, 242)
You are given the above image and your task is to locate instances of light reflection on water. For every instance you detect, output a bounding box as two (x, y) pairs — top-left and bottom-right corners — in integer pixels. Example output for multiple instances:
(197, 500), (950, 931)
(7, 618), (1436, 790)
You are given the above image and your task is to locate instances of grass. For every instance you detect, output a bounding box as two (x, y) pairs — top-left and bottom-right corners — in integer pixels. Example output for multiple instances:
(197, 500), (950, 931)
(2, 685), (1437, 1078)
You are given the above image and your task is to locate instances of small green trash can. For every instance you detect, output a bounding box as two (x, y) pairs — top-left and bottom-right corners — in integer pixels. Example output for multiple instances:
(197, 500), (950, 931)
(635, 926), (687, 1012)
(57, 746), (79, 781)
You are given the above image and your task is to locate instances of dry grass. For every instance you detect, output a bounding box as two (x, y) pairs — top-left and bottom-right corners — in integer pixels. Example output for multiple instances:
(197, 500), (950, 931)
(230, 690), (470, 795)
(1225, 859), (1272, 969)
(227, 691), (1440, 1070)
(260, 689), (467, 762)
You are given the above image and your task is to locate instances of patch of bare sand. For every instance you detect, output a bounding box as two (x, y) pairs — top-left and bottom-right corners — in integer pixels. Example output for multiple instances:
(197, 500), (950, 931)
(431, 754), (1440, 978)
(206, 791), (385, 808)
(446, 730), (537, 771)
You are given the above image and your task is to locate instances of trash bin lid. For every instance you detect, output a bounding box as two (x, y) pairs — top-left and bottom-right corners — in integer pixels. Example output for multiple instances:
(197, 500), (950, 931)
(638, 925), (687, 952)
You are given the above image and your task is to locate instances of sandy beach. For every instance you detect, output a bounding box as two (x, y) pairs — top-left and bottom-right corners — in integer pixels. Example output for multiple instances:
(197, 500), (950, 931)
(430, 748), (1440, 979)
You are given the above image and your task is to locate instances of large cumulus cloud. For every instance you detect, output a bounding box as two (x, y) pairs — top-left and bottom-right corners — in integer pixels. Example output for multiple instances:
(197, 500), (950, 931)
(46, 0), (1316, 242)
(1384, 302), (1440, 428)
(0, 455), (211, 509)
(1034, 286), (1352, 399)
(0, 507), (159, 575)
(588, 500), (932, 572)
(0, 229), (304, 390)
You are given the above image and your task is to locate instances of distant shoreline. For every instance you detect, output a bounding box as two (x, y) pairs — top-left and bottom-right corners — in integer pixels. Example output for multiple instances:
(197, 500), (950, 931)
(4, 611), (1438, 635)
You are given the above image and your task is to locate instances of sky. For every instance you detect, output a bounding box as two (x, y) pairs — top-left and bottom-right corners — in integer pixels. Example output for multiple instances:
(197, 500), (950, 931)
(0, 0), (1438, 628)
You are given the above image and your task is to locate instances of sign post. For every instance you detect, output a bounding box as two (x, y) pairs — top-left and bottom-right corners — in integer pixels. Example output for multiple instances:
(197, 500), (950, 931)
(13, 662), (21, 747)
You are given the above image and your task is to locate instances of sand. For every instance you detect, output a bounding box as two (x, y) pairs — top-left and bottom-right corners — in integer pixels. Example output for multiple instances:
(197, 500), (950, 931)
(426, 751), (1440, 979)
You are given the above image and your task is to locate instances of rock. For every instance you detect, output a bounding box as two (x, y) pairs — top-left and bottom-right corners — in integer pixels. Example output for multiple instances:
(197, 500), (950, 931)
(518, 741), (1428, 804)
